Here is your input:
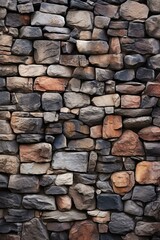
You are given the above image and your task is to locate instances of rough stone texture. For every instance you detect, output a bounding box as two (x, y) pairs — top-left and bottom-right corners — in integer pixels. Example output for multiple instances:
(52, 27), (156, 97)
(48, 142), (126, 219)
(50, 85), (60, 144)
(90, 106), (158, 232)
(97, 194), (123, 211)
(0, 155), (19, 174)
(146, 15), (160, 39)
(22, 195), (56, 210)
(34, 77), (68, 92)
(103, 115), (122, 139)
(132, 185), (156, 202)
(77, 40), (109, 55)
(19, 65), (47, 77)
(64, 92), (90, 108)
(135, 222), (160, 236)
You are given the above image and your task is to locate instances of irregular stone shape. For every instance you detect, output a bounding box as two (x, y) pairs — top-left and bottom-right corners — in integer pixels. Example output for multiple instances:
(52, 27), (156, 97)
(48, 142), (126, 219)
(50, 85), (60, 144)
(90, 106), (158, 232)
(0, 140), (18, 154)
(68, 138), (94, 151)
(95, 16), (110, 29)
(120, 0), (149, 20)
(109, 213), (135, 235)
(103, 115), (122, 139)
(90, 125), (102, 139)
(17, 2), (34, 13)
(132, 185), (156, 202)
(22, 218), (49, 240)
(96, 68), (114, 82)
(42, 210), (87, 222)
(147, 0), (160, 13)
(0, 65), (18, 77)
(0, 35), (12, 47)
(0, 120), (12, 134)
(138, 126), (160, 141)
(6, 13), (30, 27)
(40, 2), (67, 15)
(115, 108), (152, 118)
(123, 117), (152, 130)
(128, 22), (145, 38)
(77, 40), (109, 54)
(60, 54), (88, 67)
(13, 93), (40, 111)
(146, 82), (160, 97)
(124, 54), (146, 67)
(5, 209), (34, 223)
(31, 11), (65, 27)
(46, 122), (62, 135)
(136, 161), (160, 185)
(53, 134), (67, 149)
(94, 3), (118, 18)
(114, 69), (135, 82)
(12, 39), (32, 55)
(0, 7), (7, 19)
(111, 171), (135, 195)
(0, 55), (33, 65)
(136, 67), (155, 82)
(66, 10), (93, 30)
(144, 142), (160, 156)
(50, 232), (68, 240)
(141, 95), (158, 108)
(52, 152), (88, 172)
(64, 92), (90, 108)
(97, 194), (123, 211)
(47, 222), (71, 232)
(73, 67), (94, 80)
(20, 26), (42, 39)
(63, 120), (89, 139)
(135, 222), (160, 236)
(7, 77), (33, 92)
(8, 175), (39, 193)
(69, 183), (95, 210)
(69, 220), (99, 240)
(144, 199), (160, 221)
(35, 77), (67, 92)
(79, 106), (104, 126)
(34, 40), (60, 64)
(124, 200), (143, 216)
(116, 82), (145, 94)
(92, 94), (120, 107)
(74, 173), (97, 185)
(0, 174), (8, 188)
(20, 163), (50, 175)
(112, 130), (144, 156)
(0, 191), (21, 208)
(56, 195), (72, 211)
(55, 173), (73, 186)
(0, 155), (19, 174)
(19, 64), (47, 77)
(20, 143), (52, 163)
(146, 15), (160, 39)
(22, 195), (56, 210)
(0, 219), (21, 234)
(121, 95), (140, 108)
(47, 65), (73, 77)
(42, 93), (62, 111)
(45, 186), (66, 197)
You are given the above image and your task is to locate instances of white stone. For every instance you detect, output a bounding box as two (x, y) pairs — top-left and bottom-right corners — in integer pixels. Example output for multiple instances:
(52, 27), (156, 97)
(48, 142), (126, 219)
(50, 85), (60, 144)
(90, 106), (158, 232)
(55, 173), (73, 186)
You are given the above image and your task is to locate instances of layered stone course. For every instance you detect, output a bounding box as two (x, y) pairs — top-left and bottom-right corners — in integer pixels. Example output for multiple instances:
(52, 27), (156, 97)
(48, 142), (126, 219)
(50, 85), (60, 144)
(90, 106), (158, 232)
(0, 0), (160, 239)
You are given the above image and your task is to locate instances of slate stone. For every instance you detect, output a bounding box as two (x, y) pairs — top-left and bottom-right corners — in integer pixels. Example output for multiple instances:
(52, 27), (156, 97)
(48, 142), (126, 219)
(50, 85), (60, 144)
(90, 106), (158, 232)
(0, 174), (8, 188)
(53, 134), (67, 149)
(44, 185), (68, 195)
(40, 175), (56, 187)
(94, 3), (118, 18)
(11, 39), (32, 55)
(0, 220), (22, 234)
(5, 209), (34, 223)
(0, 191), (22, 208)
(114, 69), (135, 81)
(97, 162), (123, 173)
(0, 141), (18, 154)
(115, 108), (152, 117)
(74, 174), (97, 185)
(22, 195), (56, 210)
(0, 78), (5, 90)
(47, 222), (71, 232)
(144, 142), (160, 156)
(124, 200), (143, 216)
(136, 67), (155, 82)
(46, 123), (62, 135)
(132, 186), (156, 202)
(96, 181), (113, 193)
(13, 93), (41, 111)
(124, 54), (146, 67)
(20, 26), (42, 39)
(0, 91), (10, 105)
(128, 22), (145, 38)
(81, 81), (104, 96)
(141, 96), (158, 108)
(17, 134), (44, 143)
(95, 139), (111, 155)
(109, 213), (135, 235)
(97, 194), (123, 211)
(79, 106), (105, 126)
(6, 13), (29, 27)
(50, 232), (68, 240)
(42, 93), (62, 111)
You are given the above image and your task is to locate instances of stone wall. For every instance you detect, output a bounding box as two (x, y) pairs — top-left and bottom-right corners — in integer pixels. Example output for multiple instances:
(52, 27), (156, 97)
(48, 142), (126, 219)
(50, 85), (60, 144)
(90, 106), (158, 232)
(0, 0), (160, 239)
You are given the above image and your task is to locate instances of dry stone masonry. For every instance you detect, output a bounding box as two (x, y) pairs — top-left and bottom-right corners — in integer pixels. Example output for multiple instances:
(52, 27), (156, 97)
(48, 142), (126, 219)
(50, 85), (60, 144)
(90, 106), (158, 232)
(0, 0), (160, 239)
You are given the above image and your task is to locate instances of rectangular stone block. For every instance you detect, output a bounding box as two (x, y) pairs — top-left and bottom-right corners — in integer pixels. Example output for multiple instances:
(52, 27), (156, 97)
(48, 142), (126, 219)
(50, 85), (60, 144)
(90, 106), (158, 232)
(20, 163), (50, 174)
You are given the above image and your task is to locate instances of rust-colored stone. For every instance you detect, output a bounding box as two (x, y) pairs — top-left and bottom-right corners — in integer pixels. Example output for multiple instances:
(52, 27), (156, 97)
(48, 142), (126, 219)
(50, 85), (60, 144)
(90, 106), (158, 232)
(121, 95), (140, 108)
(138, 126), (160, 141)
(145, 82), (160, 97)
(109, 37), (121, 54)
(103, 115), (122, 139)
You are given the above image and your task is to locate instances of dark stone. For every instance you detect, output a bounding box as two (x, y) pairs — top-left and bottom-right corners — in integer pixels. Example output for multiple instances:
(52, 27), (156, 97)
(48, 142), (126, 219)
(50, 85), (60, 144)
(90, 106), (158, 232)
(5, 209), (34, 223)
(152, 107), (160, 117)
(44, 185), (68, 195)
(17, 134), (44, 143)
(59, 113), (75, 120)
(40, 175), (56, 187)
(74, 174), (97, 185)
(128, 22), (145, 38)
(109, 212), (135, 235)
(47, 222), (71, 231)
(124, 54), (146, 67)
(96, 181), (113, 193)
(0, 141), (18, 154)
(124, 200), (143, 216)
(45, 123), (62, 135)
(0, 174), (8, 188)
(0, 78), (5, 90)
(115, 108), (152, 117)
(95, 140), (111, 155)
(132, 186), (156, 202)
(53, 134), (67, 149)
(42, 93), (62, 111)
(100, 233), (122, 240)
(13, 93), (41, 111)
(70, 0), (94, 10)
(144, 198), (160, 221)
(79, 106), (105, 126)
(98, 155), (122, 163)
(141, 95), (158, 108)
(123, 117), (152, 130)
(97, 162), (123, 173)
(97, 193), (123, 211)
(144, 142), (160, 156)
(153, 118), (160, 127)
(0, 91), (10, 105)
(80, 81), (104, 95)
(22, 195), (56, 210)
(96, 68), (114, 82)
(50, 231), (68, 240)
(20, 26), (42, 39)
(136, 68), (155, 82)
(0, 191), (22, 208)
(6, 13), (29, 27)
(114, 69), (135, 81)
(0, 220), (22, 234)
(12, 39), (32, 55)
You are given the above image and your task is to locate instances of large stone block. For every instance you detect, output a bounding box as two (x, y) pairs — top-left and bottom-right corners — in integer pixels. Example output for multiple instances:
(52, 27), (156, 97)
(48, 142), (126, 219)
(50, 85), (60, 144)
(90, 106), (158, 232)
(92, 94), (120, 107)
(20, 163), (50, 175)
(7, 77), (33, 92)
(19, 64), (47, 77)
(63, 120), (89, 139)
(0, 66), (18, 77)
(22, 195), (56, 210)
(12, 39), (32, 55)
(79, 106), (104, 126)
(97, 194), (123, 211)
(47, 65), (73, 77)
(34, 77), (68, 92)
(146, 15), (160, 39)
(40, 2), (67, 15)
(42, 93), (63, 111)
(0, 191), (22, 208)
(5, 209), (34, 223)
(20, 26), (42, 39)
(13, 93), (41, 111)
(132, 185), (156, 202)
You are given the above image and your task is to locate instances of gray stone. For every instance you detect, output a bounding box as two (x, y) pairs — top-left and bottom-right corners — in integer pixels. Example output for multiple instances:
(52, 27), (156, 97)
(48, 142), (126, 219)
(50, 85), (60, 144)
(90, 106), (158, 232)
(95, 16), (110, 29)
(95, 140), (111, 155)
(53, 134), (67, 149)
(0, 140), (18, 154)
(74, 173), (97, 185)
(8, 175), (39, 193)
(40, 175), (56, 187)
(0, 78), (5, 90)
(141, 95), (158, 108)
(146, 15), (160, 39)
(0, 7), (7, 19)
(0, 174), (8, 188)
(34, 40), (60, 64)
(17, 3), (34, 13)
(42, 93), (62, 111)
(144, 198), (160, 221)
(0, 219), (22, 234)
(22, 195), (56, 210)
(114, 69), (135, 81)
(20, 26), (42, 39)
(97, 194), (123, 211)
(123, 117), (152, 130)
(63, 119), (89, 139)
(6, 13), (29, 27)
(136, 67), (155, 82)
(96, 68), (114, 82)
(124, 54), (146, 67)
(64, 92), (90, 109)
(128, 22), (145, 38)
(132, 186), (156, 202)
(22, 218), (49, 240)
(124, 158), (135, 171)
(73, 67), (94, 80)
(148, 54), (160, 70)
(12, 93), (41, 111)
(94, 3), (118, 18)
(31, 11), (65, 27)
(144, 142), (160, 156)
(0, 191), (22, 208)
(12, 39), (32, 55)
(109, 213), (135, 235)
(46, 122), (62, 135)
(40, 2), (67, 15)
(80, 81), (104, 95)
(147, 0), (160, 13)
(97, 162), (123, 173)
(5, 209), (34, 223)
(96, 181), (113, 193)
(135, 221), (160, 237)
(52, 152), (88, 172)
(0, 65), (18, 77)
(115, 108), (152, 117)
(124, 200), (143, 216)
(47, 65), (73, 77)
(79, 106), (104, 126)
(20, 163), (50, 175)
(70, 0), (94, 11)
(0, 120), (12, 134)
(45, 185), (68, 195)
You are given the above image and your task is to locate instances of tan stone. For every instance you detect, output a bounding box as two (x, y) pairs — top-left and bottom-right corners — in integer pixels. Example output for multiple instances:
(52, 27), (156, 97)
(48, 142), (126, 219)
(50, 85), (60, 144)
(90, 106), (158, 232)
(145, 82), (160, 97)
(138, 126), (160, 141)
(88, 210), (110, 223)
(103, 115), (122, 139)
(60, 55), (88, 67)
(112, 130), (145, 156)
(19, 64), (47, 77)
(56, 195), (72, 211)
(109, 37), (121, 54)
(90, 125), (102, 139)
(79, 31), (92, 40)
(136, 161), (160, 185)
(55, 173), (73, 186)
(0, 155), (19, 174)
(0, 55), (33, 65)
(7, 77), (33, 92)
(92, 94), (120, 107)
(121, 95), (140, 108)
(34, 76), (68, 92)
(0, 35), (13, 47)
(20, 163), (50, 174)
(94, 4), (118, 18)
(68, 138), (94, 151)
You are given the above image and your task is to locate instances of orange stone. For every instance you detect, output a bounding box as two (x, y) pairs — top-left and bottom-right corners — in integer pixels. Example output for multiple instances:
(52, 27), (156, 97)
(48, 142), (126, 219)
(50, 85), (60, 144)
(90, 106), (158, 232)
(102, 115), (122, 139)
(138, 126), (160, 141)
(109, 37), (121, 54)
(121, 95), (140, 108)
(112, 130), (144, 156)
(34, 76), (68, 92)
(90, 125), (102, 138)
(56, 195), (72, 211)
(111, 171), (135, 195)
(145, 82), (160, 97)
(136, 161), (160, 185)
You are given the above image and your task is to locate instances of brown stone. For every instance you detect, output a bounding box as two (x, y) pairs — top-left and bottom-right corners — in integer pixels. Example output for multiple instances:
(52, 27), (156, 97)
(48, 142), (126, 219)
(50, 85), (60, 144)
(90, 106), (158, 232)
(112, 130), (145, 156)
(0, 235), (20, 240)
(20, 143), (52, 163)
(145, 82), (160, 97)
(103, 115), (122, 139)
(111, 171), (135, 195)
(0, 55), (33, 65)
(135, 221), (160, 236)
(138, 126), (160, 141)
(90, 125), (102, 139)
(56, 195), (72, 211)
(94, 4), (118, 18)
(63, 120), (89, 139)
(68, 138), (94, 151)
(121, 95), (140, 108)
(98, 224), (108, 233)
(60, 55), (88, 67)
(34, 76), (68, 92)
(69, 220), (99, 240)
(0, 155), (19, 174)
(116, 82), (145, 94)
(107, 29), (127, 37)
(136, 161), (160, 185)
(109, 37), (121, 54)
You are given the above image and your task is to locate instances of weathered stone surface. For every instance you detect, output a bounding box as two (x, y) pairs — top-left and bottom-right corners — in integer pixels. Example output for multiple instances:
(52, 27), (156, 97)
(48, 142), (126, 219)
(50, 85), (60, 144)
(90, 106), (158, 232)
(53, 134), (67, 149)
(147, 0), (160, 13)
(47, 65), (73, 77)
(79, 106), (104, 126)
(17, 3), (34, 13)
(52, 152), (88, 172)
(0, 120), (12, 134)
(121, 95), (140, 108)
(31, 11), (65, 27)
(0, 66), (18, 77)
(144, 198), (160, 220)
(0, 155), (19, 174)
(92, 94), (120, 107)
(95, 16), (110, 29)
(128, 22), (145, 38)
(19, 64), (47, 77)
(63, 120), (89, 139)
(0, 55), (33, 65)
(114, 69), (135, 82)
(64, 92), (90, 109)
(69, 183), (95, 210)
(94, 3), (118, 18)
(136, 67), (155, 82)
(123, 117), (152, 130)
(0, 191), (22, 208)
(40, 2), (67, 15)
(55, 173), (73, 186)
(22, 195), (56, 210)
(132, 185), (156, 202)
(60, 55), (88, 67)
(22, 218), (49, 240)
(73, 66), (94, 80)
(5, 209), (34, 223)
(97, 194), (123, 211)
(13, 93), (40, 111)
(144, 142), (160, 156)
(0, 140), (18, 154)
(0, 92), (10, 105)
(96, 68), (114, 82)
(56, 195), (72, 211)
(66, 10), (93, 30)
(112, 130), (144, 156)
(7, 77), (33, 92)
(0, 7), (7, 19)
(138, 126), (160, 141)
(90, 125), (102, 139)
(0, 220), (22, 234)
(120, 1), (149, 20)
(97, 162), (123, 174)
(77, 40), (109, 55)
(109, 213), (135, 235)
(135, 222), (160, 236)
(115, 108), (152, 118)
(20, 163), (50, 175)
(68, 138), (94, 151)
(20, 26), (42, 39)
(47, 222), (71, 232)
(145, 82), (160, 97)
(146, 15), (160, 39)
(69, 220), (99, 240)
(6, 13), (30, 27)
(0, 174), (8, 188)
(124, 200), (143, 216)
(116, 82), (145, 94)
(103, 115), (122, 139)
(124, 54), (146, 67)
(42, 93), (62, 111)
(12, 39), (32, 55)
(0, 35), (12, 47)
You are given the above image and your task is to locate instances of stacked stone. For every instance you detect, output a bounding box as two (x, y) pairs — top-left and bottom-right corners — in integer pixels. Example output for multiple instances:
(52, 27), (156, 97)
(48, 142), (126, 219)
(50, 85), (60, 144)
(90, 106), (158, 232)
(0, 0), (160, 239)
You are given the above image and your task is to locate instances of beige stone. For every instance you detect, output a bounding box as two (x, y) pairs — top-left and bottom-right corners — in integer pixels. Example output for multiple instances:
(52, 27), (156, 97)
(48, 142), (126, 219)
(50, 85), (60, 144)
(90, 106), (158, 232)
(90, 125), (102, 139)
(19, 64), (47, 77)
(47, 64), (73, 77)
(77, 40), (109, 55)
(109, 37), (121, 54)
(92, 94), (120, 107)
(56, 195), (72, 211)
(0, 155), (19, 174)
(7, 77), (33, 92)
(55, 173), (73, 186)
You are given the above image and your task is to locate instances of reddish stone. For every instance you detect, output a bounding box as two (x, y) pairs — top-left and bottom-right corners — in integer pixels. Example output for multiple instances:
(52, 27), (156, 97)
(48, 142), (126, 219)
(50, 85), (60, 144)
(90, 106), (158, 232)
(145, 82), (160, 97)
(107, 29), (128, 37)
(138, 126), (160, 141)
(112, 130), (144, 156)
(90, 125), (102, 138)
(103, 115), (122, 139)
(121, 95), (140, 108)
(109, 37), (121, 54)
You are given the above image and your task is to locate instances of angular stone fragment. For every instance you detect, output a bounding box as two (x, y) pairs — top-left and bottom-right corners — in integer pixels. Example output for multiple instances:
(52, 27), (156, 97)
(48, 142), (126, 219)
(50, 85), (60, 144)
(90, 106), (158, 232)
(63, 120), (89, 139)
(0, 219), (21, 234)
(77, 40), (109, 54)
(20, 26), (42, 39)
(73, 66), (94, 80)
(124, 200), (143, 216)
(23, 195), (56, 210)
(124, 54), (146, 67)
(136, 161), (160, 185)
(40, 2), (67, 15)
(68, 138), (94, 151)
(132, 185), (156, 202)
(146, 15), (160, 39)
(12, 39), (32, 56)
(20, 163), (50, 175)
(13, 93), (40, 111)
(103, 115), (122, 139)
(79, 106), (104, 126)
(56, 195), (72, 211)
(0, 120), (12, 134)
(64, 92), (90, 109)
(112, 130), (144, 156)
(144, 199), (160, 221)
(144, 142), (160, 156)
(120, 1), (149, 20)
(69, 184), (95, 210)
(123, 117), (152, 130)
(0, 66), (18, 77)
(109, 213), (135, 235)
(6, 13), (30, 27)
(31, 11), (65, 27)
(92, 94), (120, 107)
(147, 0), (160, 13)
(0, 35), (12, 47)
(97, 194), (123, 211)
(0, 155), (19, 174)
(42, 93), (62, 111)
(94, 4), (118, 18)
(135, 222), (160, 236)
(66, 10), (93, 30)
(5, 209), (34, 223)
(0, 191), (22, 208)
(47, 65), (73, 77)
(96, 68), (114, 82)
(17, 3), (34, 13)
(121, 95), (140, 108)
(7, 77), (33, 92)
(69, 221), (99, 240)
